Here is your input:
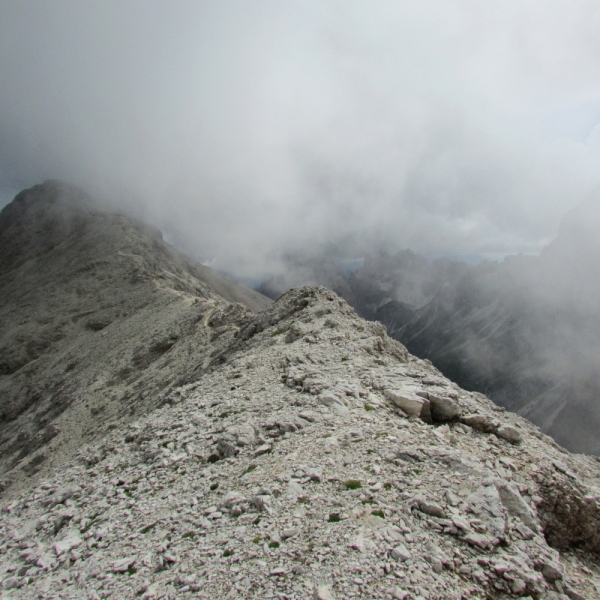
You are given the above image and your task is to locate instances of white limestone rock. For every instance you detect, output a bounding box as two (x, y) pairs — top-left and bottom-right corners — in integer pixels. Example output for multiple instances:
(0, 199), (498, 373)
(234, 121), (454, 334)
(0, 287), (598, 600)
(384, 387), (432, 423)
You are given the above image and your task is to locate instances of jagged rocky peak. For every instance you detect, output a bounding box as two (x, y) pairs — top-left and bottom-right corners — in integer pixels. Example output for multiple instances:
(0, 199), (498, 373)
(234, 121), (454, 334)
(1, 286), (599, 598)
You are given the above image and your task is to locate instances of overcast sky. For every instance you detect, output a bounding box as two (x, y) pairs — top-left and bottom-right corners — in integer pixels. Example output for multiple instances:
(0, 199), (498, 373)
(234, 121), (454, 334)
(1, 1), (600, 277)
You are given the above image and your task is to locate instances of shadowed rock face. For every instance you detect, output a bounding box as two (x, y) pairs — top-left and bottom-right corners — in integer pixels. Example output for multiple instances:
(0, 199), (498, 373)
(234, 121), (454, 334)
(0, 180), (271, 495)
(348, 250), (468, 318)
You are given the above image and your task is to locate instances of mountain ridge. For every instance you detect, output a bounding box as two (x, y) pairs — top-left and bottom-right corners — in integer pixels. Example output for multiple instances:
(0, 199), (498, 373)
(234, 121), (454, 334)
(1, 182), (600, 598)
(256, 208), (600, 455)
(0, 180), (271, 497)
(1, 285), (600, 598)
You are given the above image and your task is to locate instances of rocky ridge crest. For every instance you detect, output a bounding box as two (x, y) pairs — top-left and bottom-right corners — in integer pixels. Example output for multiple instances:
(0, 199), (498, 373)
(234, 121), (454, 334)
(0, 180), (271, 497)
(1, 287), (599, 599)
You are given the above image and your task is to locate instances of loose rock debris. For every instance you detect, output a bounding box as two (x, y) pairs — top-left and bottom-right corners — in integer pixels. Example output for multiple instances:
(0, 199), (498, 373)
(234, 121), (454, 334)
(1, 287), (599, 599)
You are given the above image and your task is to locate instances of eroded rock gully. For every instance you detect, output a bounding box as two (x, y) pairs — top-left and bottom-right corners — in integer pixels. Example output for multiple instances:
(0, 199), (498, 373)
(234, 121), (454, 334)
(1, 287), (600, 599)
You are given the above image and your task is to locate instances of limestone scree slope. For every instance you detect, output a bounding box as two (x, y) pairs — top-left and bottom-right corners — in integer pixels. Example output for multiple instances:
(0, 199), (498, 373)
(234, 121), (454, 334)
(1, 287), (600, 599)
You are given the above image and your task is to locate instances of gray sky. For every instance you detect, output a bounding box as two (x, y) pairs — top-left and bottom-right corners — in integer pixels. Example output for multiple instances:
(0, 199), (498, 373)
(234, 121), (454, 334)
(1, 1), (600, 278)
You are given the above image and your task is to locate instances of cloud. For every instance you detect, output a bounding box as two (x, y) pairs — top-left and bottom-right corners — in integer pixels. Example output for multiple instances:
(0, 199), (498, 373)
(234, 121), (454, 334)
(1, 1), (600, 277)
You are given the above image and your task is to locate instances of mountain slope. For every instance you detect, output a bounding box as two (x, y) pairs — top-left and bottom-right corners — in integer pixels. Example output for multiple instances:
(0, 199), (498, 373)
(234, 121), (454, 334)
(0, 180), (271, 495)
(1, 286), (599, 599)
(348, 250), (468, 318)
(394, 204), (600, 455)
(252, 211), (600, 455)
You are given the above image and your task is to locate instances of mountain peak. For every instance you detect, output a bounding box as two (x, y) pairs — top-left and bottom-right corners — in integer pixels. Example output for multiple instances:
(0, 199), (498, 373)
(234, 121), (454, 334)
(0, 182), (270, 497)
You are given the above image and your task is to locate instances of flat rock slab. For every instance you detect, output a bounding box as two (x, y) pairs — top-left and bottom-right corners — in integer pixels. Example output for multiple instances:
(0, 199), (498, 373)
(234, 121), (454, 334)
(384, 387), (432, 423)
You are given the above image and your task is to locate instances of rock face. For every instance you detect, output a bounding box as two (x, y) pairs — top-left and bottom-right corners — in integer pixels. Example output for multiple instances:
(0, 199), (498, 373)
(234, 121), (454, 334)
(0, 180), (271, 496)
(1, 285), (600, 599)
(348, 250), (467, 319)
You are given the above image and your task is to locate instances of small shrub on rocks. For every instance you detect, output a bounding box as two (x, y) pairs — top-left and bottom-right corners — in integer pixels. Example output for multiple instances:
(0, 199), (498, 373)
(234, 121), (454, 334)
(344, 480), (362, 490)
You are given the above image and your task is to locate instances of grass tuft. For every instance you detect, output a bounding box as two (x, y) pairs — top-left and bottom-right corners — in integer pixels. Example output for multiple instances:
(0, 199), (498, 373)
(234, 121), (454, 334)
(271, 326), (290, 336)
(343, 480), (362, 490)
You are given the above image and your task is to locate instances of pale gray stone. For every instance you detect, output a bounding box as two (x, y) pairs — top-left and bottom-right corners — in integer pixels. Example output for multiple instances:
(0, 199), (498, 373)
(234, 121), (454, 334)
(111, 556), (136, 573)
(495, 479), (538, 532)
(384, 388), (432, 423)
(495, 424), (522, 444)
(391, 544), (411, 561)
(281, 527), (300, 540)
(53, 534), (82, 556)
(418, 500), (446, 519)
(429, 395), (461, 421)
(313, 585), (336, 600)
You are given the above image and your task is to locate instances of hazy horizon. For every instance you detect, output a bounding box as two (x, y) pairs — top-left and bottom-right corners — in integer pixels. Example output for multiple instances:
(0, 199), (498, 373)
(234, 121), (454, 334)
(2, 1), (600, 278)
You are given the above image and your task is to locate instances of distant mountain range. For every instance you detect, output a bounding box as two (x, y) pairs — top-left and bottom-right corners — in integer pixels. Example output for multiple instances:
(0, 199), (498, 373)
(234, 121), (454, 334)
(258, 202), (600, 455)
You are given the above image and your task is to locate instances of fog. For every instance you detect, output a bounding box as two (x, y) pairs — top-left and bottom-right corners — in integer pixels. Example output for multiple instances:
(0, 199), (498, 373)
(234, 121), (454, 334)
(1, 1), (600, 278)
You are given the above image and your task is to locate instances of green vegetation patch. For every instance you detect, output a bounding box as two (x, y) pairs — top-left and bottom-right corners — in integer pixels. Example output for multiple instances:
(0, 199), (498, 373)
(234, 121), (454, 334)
(271, 325), (290, 336)
(328, 513), (341, 523)
(343, 480), (362, 490)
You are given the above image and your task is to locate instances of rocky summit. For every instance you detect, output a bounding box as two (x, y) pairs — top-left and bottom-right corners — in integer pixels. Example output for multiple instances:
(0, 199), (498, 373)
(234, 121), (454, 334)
(1, 283), (600, 599)
(0, 180), (271, 498)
